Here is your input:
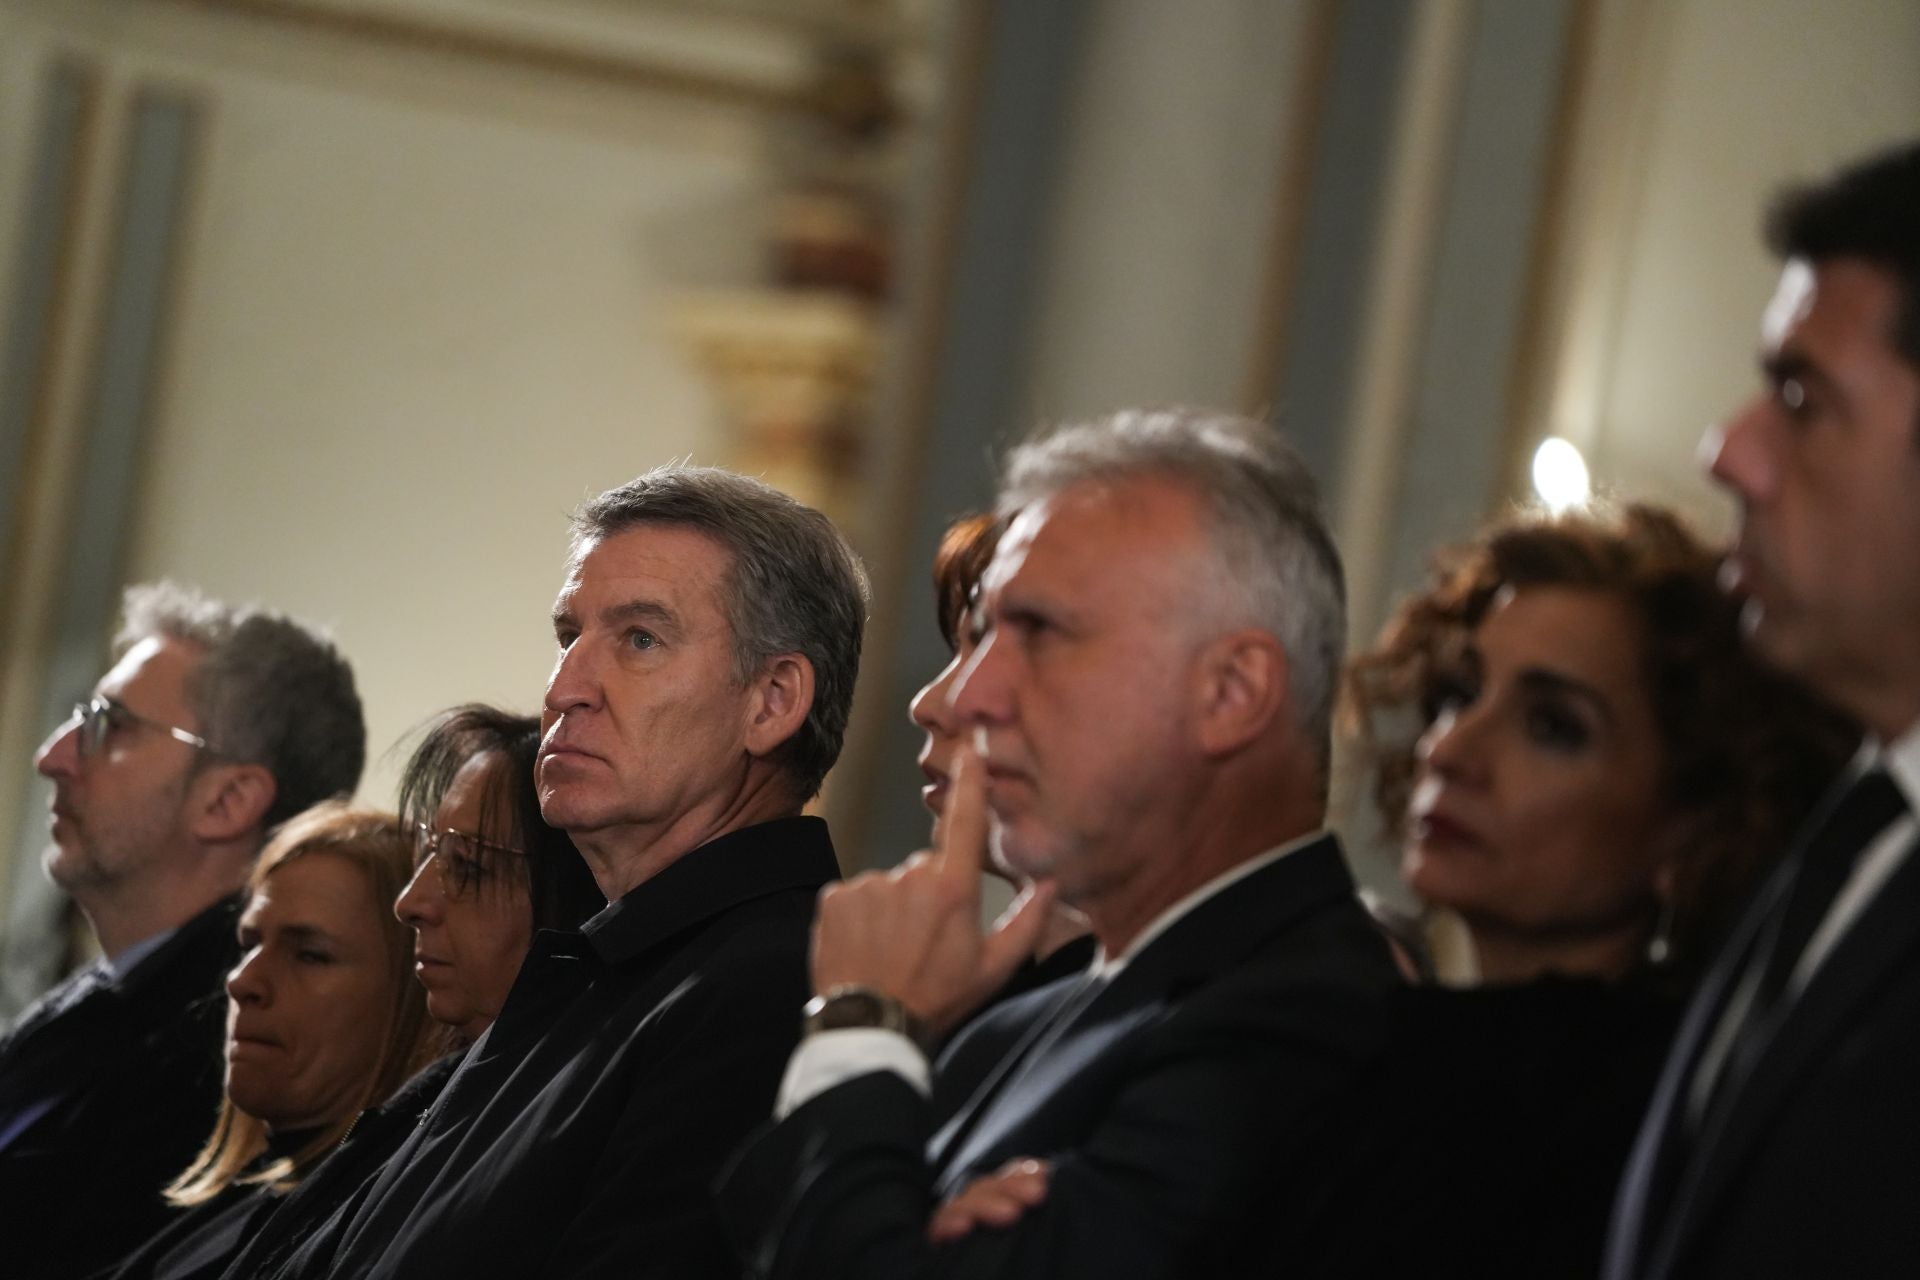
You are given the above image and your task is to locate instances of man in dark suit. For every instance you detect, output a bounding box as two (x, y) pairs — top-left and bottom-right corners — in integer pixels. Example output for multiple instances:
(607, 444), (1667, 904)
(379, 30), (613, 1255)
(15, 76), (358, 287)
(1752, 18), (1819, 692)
(1605, 140), (1920, 1279)
(0, 582), (365, 1279)
(281, 466), (868, 1280)
(718, 408), (1398, 1279)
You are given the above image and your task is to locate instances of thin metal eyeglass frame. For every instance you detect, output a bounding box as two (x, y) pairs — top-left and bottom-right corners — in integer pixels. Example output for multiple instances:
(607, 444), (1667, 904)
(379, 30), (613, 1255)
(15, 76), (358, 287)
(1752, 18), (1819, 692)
(411, 823), (528, 877)
(71, 695), (216, 758)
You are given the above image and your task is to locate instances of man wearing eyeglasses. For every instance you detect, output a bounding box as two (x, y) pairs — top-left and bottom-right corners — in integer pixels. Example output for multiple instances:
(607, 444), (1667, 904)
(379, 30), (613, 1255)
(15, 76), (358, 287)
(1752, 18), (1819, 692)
(0, 581), (364, 1280)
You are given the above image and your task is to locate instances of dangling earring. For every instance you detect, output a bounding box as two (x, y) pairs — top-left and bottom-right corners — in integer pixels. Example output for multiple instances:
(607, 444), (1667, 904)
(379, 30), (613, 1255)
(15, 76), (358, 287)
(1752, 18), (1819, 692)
(1646, 897), (1675, 967)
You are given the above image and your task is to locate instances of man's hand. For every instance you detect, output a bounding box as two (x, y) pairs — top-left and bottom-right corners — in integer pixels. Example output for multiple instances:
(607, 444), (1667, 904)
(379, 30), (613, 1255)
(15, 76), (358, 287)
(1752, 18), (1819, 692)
(926, 1159), (1053, 1243)
(812, 749), (1058, 1037)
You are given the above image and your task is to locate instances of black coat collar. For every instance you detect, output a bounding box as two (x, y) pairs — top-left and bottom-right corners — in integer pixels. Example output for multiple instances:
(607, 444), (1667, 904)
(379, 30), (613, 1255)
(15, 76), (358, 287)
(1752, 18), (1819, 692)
(578, 816), (839, 965)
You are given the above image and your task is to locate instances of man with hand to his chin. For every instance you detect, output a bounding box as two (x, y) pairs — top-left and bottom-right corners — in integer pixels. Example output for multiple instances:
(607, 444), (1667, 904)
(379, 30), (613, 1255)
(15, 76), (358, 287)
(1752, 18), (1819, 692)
(718, 407), (1398, 1280)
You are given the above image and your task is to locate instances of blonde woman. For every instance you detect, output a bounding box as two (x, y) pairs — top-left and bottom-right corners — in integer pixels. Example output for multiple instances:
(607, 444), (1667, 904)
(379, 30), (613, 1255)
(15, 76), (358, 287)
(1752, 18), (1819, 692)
(102, 804), (436, 1280)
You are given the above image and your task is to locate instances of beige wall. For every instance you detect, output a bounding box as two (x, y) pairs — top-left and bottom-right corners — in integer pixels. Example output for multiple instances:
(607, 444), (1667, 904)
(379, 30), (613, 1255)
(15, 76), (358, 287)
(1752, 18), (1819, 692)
(1539, 0), (1920, 533)
(1, 0), (777, 820)
(1017, 0), (1314, 423)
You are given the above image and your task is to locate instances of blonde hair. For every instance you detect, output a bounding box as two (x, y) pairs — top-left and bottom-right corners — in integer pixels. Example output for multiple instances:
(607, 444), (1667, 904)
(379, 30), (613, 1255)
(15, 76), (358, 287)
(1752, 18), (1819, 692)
(165, 803), (437, 1205)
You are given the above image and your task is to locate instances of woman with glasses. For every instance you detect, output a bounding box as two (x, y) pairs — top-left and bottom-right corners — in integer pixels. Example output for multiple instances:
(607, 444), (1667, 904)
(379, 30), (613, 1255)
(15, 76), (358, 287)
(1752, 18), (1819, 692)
(98, 804), (439, 1280)
(393, 703), (605, 1047)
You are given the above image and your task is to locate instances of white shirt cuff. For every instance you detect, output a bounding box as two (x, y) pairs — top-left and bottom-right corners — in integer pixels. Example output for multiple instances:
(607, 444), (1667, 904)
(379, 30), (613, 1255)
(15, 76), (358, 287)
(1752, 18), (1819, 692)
(774, 1027), (931, 1118)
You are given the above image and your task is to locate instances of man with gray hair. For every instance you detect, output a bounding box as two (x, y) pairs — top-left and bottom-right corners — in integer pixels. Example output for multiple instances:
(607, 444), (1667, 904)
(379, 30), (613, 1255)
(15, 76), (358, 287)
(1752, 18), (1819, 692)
(0, 582), (364, 1279)
(718, 408), (1396, 1278)
(293, 465), (868, 1280)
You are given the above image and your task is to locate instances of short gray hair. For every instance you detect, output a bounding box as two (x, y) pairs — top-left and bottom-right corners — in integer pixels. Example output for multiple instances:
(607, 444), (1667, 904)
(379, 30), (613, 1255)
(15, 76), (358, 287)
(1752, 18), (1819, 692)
(117, 582), (366, 828)
(571, 466), (870, 801)
(999, 407), (1347, 774)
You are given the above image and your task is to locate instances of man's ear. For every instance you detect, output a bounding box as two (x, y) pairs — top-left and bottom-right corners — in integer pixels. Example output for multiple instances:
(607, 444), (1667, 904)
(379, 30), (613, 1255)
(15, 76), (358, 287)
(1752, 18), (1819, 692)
(186, 763), (278, 844)
(1194, 630), (1290, 757)
(744, 653), (816, 760)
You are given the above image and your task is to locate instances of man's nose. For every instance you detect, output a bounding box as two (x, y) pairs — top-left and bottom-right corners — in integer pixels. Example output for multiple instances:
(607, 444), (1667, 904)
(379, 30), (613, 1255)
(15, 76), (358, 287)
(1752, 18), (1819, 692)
(1702, 397), (1778, 502)
(543, 641), (600, 720)
(34, 714), (83, 780)
(950, 629), (1011, 727)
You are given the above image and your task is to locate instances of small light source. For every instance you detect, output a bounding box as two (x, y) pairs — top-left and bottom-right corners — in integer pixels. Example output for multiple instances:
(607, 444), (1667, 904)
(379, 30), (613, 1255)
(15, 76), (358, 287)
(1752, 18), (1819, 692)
(1531, 436), (1590, 512)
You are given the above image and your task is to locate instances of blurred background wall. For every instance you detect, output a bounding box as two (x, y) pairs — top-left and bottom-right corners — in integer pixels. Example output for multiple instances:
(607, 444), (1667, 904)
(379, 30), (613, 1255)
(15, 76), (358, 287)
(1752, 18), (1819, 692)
(0, 0), (1914, 1008)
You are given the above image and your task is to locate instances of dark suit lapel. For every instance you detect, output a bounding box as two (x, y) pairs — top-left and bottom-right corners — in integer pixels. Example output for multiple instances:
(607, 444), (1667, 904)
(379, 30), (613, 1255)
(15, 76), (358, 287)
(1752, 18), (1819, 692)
(928, 975), (1094, 1172)
(1612, 863), (1786, 1279)
(930, 836), (1357, 1191)
(1659, 830), (1920, 1271)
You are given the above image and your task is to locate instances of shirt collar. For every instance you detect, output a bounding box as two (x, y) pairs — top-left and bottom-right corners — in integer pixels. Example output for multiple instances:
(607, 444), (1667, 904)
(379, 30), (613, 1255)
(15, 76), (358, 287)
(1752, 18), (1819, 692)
(1090, 829), (1329, 978)
(578, 815), (839, 964)
(1869, 722), (1920, 815)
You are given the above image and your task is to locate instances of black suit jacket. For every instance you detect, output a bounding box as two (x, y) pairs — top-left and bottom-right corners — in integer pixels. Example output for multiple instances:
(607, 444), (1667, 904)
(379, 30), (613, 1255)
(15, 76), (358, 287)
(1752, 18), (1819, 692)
(1606, 800), (1920, 1279)
(289, 816), (838, 1280)
(0, 897), (236, 1280)
(717, 834), (1397, 1280)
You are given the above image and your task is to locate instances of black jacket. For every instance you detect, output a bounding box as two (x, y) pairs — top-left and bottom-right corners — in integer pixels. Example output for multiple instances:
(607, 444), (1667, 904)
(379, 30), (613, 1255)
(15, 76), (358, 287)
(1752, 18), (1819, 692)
(1291, 976), (1679, 1279)
(0, 897), (237, 1280)
(1606, 801), (1920, 1279)
(717, 834), (1398, 1280)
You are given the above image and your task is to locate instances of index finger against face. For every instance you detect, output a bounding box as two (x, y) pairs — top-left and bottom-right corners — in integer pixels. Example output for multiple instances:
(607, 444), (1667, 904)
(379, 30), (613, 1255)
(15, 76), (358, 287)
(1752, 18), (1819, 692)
(935, 746), (990, 887)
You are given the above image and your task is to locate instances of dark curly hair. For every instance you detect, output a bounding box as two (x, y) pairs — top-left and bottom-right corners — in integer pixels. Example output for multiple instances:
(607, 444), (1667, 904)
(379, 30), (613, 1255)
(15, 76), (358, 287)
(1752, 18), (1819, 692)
(1344, 502), (1858, 974)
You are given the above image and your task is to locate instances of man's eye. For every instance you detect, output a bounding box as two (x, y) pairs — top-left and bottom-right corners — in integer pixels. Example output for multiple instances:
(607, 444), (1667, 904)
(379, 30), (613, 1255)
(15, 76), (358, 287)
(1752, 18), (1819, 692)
(1004, 610), (1049, 639)
(625, 629), (657, 652)
(554, 629), (578, 651)
(296, 949), (334, 965)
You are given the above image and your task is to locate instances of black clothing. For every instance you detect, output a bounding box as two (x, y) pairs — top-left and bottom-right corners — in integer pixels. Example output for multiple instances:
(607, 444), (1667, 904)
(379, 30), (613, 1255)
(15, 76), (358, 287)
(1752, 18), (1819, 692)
(286, 816), (838, 1280)
(100, 1185), (278, 1280)
(0, 897), (237, 1280)
(207, 1051), (462, 1280)
(1607, 768), (1920, 1280)
(100, 1127), (324, 1280)
(717, 835), (1398, 1280)
(1291, 977), (1679, 1279)
(991, 934), (1097, 1007)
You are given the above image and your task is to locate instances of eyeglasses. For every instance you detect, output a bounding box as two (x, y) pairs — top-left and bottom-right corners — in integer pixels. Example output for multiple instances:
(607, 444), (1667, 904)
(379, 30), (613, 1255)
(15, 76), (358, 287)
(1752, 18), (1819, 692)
(411, 823), (526, 898)
(67, 696), (218, 759)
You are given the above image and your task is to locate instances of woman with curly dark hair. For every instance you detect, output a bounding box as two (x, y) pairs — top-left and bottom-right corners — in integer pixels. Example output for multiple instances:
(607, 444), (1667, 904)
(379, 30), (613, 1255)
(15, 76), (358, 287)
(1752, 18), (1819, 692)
(1348, 501), (1854, 984)
(1295, 501), (1857, 1278)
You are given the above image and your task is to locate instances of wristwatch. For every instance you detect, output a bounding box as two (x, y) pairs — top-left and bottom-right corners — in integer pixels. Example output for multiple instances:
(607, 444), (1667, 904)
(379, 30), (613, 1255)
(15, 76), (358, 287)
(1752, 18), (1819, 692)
(802, 984), (933, 1053)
